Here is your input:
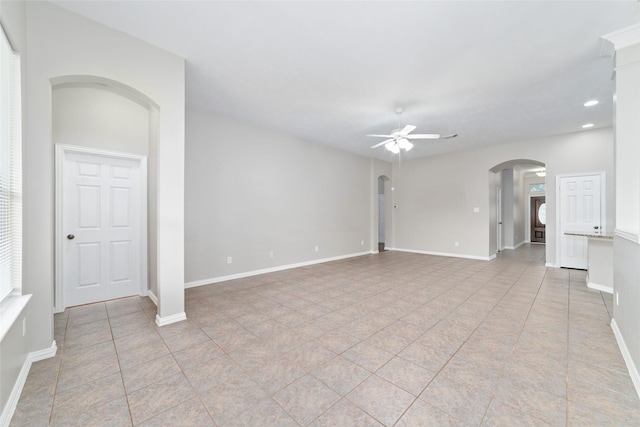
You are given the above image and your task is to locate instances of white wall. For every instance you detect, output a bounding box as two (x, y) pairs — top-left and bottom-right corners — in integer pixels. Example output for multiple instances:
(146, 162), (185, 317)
(185, 109), (372, 284)
(52, 85), (150, 155)
(512, 168), (525, 247)
(488, 171), (500, 254)
(612, 40), (640, 397)
(502, 169), (514, 248)
(24, 0), (185, 351)
(499, 167), (527, 250)
(0, 305), (28, 422)
(489, 167), (526, 252)
(392, 127), (614, 264)
(377, 178), (385, 243)
(614, 44), (640, 235)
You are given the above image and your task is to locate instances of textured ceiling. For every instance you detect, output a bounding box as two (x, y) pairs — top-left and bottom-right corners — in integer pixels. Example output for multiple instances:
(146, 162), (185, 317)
(52, 1), (640, 161)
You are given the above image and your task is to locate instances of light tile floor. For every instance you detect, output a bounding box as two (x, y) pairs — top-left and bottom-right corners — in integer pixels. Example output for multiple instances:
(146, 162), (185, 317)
(11, 245), (640, 426)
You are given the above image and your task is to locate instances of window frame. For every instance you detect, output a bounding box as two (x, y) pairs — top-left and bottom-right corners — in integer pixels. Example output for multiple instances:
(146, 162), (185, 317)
(529, 183), (546, 194)
(0, 22), (23, 304)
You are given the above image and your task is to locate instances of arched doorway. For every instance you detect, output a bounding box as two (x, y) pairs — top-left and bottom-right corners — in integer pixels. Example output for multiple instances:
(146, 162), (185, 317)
(489, 159), (546, 256)
(51, 76), (159, 312)
(378, 175), (392, 252)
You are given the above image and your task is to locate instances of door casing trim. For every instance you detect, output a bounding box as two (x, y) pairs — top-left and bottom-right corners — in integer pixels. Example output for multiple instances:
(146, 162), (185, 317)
(54, 144), (148, 313)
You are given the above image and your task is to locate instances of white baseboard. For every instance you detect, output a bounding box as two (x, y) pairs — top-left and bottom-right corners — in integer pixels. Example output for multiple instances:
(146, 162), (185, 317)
(0, 341), (57, 427)
(155, 312), (187, 327)
(545, 262), (557, 268)
(390, 247), (495, 261)
(587, 282), (613, 294)
(615, 229), (640, 245)
(504, 242), (526, 250)
(147, 290), (158, 306)
(0, 358), (30, 427)
(611, 318), (640, 400)
(148, 291), (184, 326)
(586, 274), (613, 294)
(184, 251), (374, 289)
(29, 340), (57, 362)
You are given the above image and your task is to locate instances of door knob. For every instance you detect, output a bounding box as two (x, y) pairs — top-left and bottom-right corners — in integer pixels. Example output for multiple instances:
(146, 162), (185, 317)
(594, 226), (599, 230)
(67, 234), (75, 240)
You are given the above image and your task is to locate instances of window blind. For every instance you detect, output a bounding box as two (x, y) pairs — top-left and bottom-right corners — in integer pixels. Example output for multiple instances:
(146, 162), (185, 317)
(0, 25), (22, 303)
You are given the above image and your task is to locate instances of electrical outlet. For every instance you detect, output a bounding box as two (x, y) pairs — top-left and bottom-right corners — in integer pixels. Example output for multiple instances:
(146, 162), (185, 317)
(455, 241), (460, 247)
(269, 251), (274, 258)
(315, 245), (319, 252)
(227, 256), (232, 264)
(360, 240), (364, 246)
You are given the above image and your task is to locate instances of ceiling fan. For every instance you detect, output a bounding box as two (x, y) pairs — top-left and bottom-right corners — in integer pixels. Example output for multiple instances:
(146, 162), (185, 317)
(368, 108), (457, 153)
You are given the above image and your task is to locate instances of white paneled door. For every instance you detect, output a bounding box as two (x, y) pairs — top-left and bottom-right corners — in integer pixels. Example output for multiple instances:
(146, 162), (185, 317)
(559, 174), (602, 269)
(61, 150), (144, 307)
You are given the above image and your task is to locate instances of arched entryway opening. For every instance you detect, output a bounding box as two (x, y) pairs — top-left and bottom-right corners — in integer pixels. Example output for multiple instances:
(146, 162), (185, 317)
(489, 159), (546, 256)
(51, 75), (159, 312)
(378, 175), (392, 252)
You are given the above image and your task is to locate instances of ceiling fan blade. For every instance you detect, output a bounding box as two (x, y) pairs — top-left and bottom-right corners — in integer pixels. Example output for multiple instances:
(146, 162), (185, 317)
(367, 134), (394, 138)
(371, 138), (394, 149)
(399, 125), (416, 136)
(441, 133), (458, 139)
(407, 134), (441, 139)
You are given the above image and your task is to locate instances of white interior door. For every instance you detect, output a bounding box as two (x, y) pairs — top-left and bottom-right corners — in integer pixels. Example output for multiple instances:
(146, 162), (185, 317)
(559, 174), (602, 269)
(61, 150), (144, 307)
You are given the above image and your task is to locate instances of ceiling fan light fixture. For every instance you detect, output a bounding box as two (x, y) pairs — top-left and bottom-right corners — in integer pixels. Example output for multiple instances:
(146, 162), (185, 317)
(385, 141), (400, 154)
(584, 100), (599, 107)
(398, 138), (413, 151)
(369, 108), (456, 154)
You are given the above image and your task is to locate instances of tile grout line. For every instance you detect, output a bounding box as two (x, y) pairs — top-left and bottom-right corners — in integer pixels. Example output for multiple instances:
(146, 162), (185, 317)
(47, 312), (68, 426)
(109, 299), (143, 427)
(565, 269), (575, 427)
(390, 255), (544, 426)
(474, 258), (552, 425)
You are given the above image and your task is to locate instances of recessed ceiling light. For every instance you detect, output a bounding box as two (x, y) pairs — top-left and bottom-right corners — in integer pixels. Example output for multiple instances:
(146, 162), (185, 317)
(584, 100), (599, 107)
(582, 123), (594, 128)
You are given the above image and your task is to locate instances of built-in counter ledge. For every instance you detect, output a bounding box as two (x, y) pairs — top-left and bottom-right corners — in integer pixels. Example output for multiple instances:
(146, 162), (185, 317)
(564, 231), (614, 240)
